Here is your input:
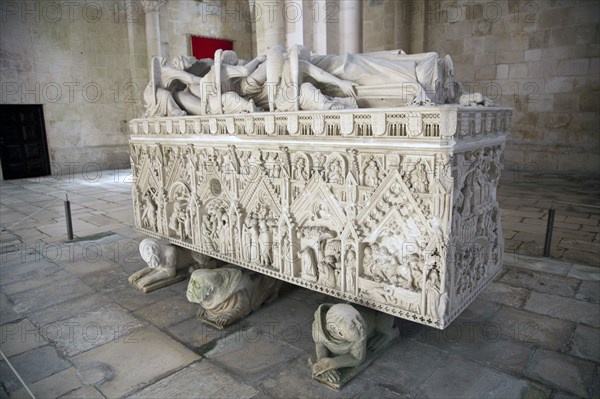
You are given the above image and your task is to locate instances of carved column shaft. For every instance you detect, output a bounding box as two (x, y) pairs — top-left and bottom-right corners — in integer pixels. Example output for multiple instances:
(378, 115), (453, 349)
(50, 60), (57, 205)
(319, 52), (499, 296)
(258, 0), (286, 51)
(140, 0), (165, 66)
(312, 0), (327, 54)
(339, 0), (361, 54)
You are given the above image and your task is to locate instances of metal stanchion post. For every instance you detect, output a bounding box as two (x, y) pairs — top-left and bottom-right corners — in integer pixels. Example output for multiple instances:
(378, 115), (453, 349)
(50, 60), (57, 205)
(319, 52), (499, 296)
(64, 194), (74, 241)
(543, 203), (555, 257)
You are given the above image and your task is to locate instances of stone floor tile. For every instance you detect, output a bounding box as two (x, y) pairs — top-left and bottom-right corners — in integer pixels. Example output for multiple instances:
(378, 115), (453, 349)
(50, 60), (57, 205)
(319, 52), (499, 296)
(478, 281), (530, 307)
(129, 360), (259, 399)
(205, 326), (304, 383)
(563, 250), (600, 267)
(0, 258), (62, 287)
(361, 339), (449, 395)
(487, 306), (573, 352)
(244, 293), (318, 353)
(524, 292), (600, 328)
(0, 293), (10, 309)
(575, 281), (600, 303)
(256, 358), (366, 399)
(61, 257), (121, 278)
(502, 253), (571, 276)
(416, 357), (550, 399)
(568, 264), (600, 281)
(27, 293), (111, 327)
(57, 385), (104, 398)
(166, 318), (224, 350)
(8, 276), (95, 315)
(455, 298), (502, 323)
(568, 325), (600, 363)
(2, 270), (71, 296)
(133, 297), (197, 328)
(0, 345), (71, 393)
(81, 269), (131, 294)
(0, 319), (48, 357)
(11, 367), (83, 399)
(524, 349), (596, 397)
(72, 325), (200, 398)
(0, 307), (22, 326)
(45, 303), (145, 357)
(111, 285), (175, 311)
(499, 269), (579, 298)
(417, 320), (534, 374)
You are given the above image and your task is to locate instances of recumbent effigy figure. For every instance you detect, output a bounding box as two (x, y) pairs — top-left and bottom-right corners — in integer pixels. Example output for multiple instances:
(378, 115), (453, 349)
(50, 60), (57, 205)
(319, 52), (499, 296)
(309, 303), (399, 389)
(141, 45), (497, 117)
(129, 238), (218, 292)
(186, 266), (282, 329)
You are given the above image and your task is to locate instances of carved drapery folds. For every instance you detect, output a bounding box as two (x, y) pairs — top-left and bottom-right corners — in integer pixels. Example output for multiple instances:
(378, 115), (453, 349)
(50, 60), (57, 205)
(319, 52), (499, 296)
(130, 106), (509, 328)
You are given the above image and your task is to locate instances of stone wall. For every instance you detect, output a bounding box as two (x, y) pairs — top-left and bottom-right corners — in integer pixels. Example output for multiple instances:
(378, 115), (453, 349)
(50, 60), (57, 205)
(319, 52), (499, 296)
(162, 0), (253, 61)
(0, 0), (253, 180)
(416, 0), (599, 174)
(0, 0), (147, 177)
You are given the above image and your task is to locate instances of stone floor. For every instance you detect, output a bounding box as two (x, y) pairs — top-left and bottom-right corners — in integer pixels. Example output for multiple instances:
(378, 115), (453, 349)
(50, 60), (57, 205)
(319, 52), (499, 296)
(0, 170), (598, 398)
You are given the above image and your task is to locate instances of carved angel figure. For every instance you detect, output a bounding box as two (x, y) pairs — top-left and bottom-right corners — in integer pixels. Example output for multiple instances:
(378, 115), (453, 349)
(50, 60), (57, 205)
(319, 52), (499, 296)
(300, 246), (318, 282)
(186, 267), (281, 328)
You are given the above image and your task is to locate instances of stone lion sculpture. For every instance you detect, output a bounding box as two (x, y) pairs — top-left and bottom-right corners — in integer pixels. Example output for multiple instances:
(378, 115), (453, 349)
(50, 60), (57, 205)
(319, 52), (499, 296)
(128, 238), (217, 292)
(186, 266), (282, 329)
(309, 303), (398, 388)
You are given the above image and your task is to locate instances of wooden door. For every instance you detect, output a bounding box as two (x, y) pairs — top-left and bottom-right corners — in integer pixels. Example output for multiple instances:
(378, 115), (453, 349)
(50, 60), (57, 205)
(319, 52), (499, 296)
(0, 105), (51, 179)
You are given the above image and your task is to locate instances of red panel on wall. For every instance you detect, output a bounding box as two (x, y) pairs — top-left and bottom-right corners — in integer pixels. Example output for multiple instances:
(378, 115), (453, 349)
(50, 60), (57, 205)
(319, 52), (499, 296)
(190, 36), (233, 60)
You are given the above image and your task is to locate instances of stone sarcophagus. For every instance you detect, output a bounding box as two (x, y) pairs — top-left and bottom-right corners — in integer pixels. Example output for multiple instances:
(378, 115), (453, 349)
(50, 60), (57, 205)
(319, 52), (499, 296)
(129, 105), (510, 329)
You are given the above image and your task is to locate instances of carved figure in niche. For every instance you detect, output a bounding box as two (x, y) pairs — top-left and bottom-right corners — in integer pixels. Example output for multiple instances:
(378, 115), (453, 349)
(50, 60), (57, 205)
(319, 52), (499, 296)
(311, 203), (331, 221)
(141, 193), (158, 231)
(300, 246), (318, 282)
(317, 255), (338, 288)
(425, 266), (446, 321)
(233, 224), (240, 258)
(129, 238), (215, 292)
(242, 215), (252, 262)
(309, 303), (398, 388)
(258, 218), (274, 267)
(293, 157), (308, 181)
(282, 231), (293, 275)
(218, 210), (230, 255)
(156, 190), (168, 234)
(362, 244), (377, 276)
(186, 267), (282, 328)
(410, 162), (429, 193)
(345, 249), (357, 292)
(268, 45), (357, 112)
(461, 181), (473, 215)
(272, 163), (282, 178)
(168, 200), (189, 239)
(249, 214), (260, 263)
(408, 254), (423, 291)
(240, 152), (251, 175)
(364, 158), (380, 187)
(310, 50), (455, 105)
(327, 159), (344, 184)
